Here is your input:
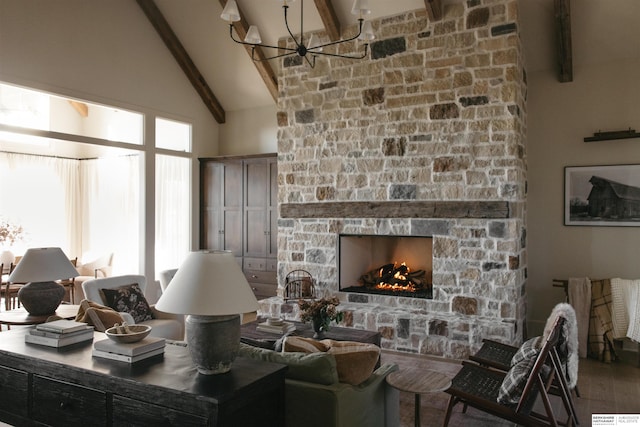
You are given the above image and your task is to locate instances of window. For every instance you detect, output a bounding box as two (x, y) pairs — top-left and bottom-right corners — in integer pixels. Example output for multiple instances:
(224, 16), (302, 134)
(155, 155), (191, 276)
(155, 117), (191, 152)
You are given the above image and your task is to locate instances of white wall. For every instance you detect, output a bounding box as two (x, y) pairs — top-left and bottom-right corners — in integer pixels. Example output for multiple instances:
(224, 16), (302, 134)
(0, 0), (220, 280)
(527, 58), (640, 335)
(219, 105), (278, 156)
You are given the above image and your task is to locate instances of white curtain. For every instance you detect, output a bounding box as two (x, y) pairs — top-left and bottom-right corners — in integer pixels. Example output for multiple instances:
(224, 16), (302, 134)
(0, 152), (78, 257)
(155, 154), (190, 277)
(79, 155), (140, 274)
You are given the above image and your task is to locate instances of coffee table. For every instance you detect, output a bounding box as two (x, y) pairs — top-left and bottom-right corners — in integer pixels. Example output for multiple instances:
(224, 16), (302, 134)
(0, 304), (79, 328)
(241, 318), (381, 347)
(386, 367), (452, 427)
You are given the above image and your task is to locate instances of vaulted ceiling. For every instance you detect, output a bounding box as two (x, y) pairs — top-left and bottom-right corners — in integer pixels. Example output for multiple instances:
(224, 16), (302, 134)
(144, 0), (639, 123)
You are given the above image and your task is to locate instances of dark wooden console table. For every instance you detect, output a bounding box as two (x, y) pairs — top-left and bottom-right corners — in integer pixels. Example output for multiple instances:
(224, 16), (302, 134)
(0, 328), (286, 426)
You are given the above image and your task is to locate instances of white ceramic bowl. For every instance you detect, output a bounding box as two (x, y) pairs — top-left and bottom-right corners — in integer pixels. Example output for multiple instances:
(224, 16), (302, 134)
(105, 324), (152, 343)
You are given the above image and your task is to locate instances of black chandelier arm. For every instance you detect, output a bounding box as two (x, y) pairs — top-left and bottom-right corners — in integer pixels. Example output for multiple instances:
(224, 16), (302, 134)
(308, 43), (369, 60)
(250, 47), (299, 62)
(227, 25), (298, 53)
(229, 24), (298, 54)
(282, 4), (304, 50)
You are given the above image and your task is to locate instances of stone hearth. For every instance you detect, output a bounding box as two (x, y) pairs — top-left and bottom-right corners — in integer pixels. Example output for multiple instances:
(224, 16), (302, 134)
(258, 0), (527, 360)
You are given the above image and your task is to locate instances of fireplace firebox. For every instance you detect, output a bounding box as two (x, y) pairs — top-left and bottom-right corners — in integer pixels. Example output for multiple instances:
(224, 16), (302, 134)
(338, 234), (433, 299)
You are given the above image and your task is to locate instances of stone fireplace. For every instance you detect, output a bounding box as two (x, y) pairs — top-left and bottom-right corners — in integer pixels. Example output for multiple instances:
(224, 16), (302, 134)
(259, 0), (528, 359)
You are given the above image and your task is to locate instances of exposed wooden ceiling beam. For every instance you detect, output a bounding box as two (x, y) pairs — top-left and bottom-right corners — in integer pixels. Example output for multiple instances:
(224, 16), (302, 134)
(218, 0), (279, 101)
(136, 0), (226, 124)
(554, 0), (573, 82)
(314, 0), (341, 42)
(424, 0), (443, 21)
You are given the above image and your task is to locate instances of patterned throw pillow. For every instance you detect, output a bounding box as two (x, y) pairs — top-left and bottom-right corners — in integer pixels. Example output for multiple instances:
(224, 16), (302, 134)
(99, 283), (154, 323)
(497, 336), (542, 405)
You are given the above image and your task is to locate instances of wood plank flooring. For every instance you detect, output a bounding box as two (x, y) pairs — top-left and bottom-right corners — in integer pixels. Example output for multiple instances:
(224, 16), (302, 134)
(381, 349), (640, 427)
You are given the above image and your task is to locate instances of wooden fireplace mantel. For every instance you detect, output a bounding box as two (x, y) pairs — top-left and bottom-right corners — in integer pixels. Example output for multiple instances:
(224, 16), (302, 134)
(280, 201), (513, 219)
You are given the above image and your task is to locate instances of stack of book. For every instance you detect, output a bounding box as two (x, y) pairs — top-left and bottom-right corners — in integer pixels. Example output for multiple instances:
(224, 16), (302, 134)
(26, 319), (94, 347)
(92, 336), (166, 363)
(256, 320), (296, 334)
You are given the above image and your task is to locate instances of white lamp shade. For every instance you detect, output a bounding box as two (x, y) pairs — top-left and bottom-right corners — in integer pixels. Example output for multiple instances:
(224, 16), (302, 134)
(351, 0), (371, 16)
(358, 21), (375, 41)
(244, 25), (263, 44)
(220, 0), (241, 22)
(8, 247), (78, 283)
(155, 250), (259, 316)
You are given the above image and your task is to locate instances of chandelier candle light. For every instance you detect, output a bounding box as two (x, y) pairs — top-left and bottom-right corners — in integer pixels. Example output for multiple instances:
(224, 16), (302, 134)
(155, 250), (259, 375)
(8, 247), (79, 316)
(220, 0), (375, 67)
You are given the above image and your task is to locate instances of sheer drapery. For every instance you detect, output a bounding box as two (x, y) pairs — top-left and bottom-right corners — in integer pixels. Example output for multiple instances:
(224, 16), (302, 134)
(155, 154), (190, 276)
(0, 152), (78, 256)
(79, 155), (140, 275)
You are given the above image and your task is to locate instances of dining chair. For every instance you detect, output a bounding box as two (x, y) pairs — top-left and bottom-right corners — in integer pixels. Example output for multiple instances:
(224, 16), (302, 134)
(58, 257), (78, 304)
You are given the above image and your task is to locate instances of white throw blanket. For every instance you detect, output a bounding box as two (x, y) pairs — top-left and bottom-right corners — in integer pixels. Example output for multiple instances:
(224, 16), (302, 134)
(610, 278), (640, 342)
(567, 277), (591, 358)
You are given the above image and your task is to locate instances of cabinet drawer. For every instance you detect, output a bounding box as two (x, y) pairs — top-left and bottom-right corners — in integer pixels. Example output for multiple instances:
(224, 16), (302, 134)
(32, 375), (107, 426)
(0, 366), (28, 419)
(113, 395), (208, 426)
(244, 257), (267, 271)
(266, 258), (277, 271)
(245, 270), (277, 284)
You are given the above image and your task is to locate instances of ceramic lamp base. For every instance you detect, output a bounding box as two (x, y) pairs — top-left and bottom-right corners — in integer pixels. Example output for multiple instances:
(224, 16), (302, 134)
(186, 314), (240, 375)
(18, 281), (66, 316)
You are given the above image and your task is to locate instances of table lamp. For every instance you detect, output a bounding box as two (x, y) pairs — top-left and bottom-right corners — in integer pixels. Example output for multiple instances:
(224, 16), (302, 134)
(8, 247), (79, 316)
(155, 250), (259, 375)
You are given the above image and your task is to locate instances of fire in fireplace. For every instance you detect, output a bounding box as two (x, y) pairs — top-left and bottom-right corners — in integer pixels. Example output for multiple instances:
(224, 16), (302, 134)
(338, 235), (433, 299)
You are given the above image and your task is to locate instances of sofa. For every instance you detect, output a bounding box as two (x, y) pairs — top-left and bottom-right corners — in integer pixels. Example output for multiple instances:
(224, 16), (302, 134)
(81, 274), (184, 340)
(238, 342), (399, 427)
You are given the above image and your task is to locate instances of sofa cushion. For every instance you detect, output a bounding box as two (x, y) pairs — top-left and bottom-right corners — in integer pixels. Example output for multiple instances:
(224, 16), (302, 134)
(283, 336), (329, 353)
(282, 337), (380, 386)
(323, 339), (381, 385)
(238, 342), (339, 385)
(99, 283), (154, 323)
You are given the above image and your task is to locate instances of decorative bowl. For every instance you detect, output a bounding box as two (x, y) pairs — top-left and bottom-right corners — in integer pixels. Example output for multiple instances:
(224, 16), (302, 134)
(105, 324), (152, 343)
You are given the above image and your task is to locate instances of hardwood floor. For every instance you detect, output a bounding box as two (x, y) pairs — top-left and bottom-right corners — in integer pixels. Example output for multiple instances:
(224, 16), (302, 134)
(381, 349), (640, 427)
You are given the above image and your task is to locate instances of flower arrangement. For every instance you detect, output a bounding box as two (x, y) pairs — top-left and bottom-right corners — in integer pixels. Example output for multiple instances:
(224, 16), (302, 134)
(298, 296), (344, 334)
(0, 218), (24, 246)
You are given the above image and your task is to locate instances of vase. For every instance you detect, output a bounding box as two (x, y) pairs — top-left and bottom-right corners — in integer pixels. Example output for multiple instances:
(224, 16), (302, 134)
(311, 316), (325, 339)
(18, 281), (66, 316)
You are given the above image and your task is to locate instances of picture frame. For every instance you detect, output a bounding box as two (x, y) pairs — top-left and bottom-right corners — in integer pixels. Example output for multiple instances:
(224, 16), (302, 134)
(564, 164), (640, 226)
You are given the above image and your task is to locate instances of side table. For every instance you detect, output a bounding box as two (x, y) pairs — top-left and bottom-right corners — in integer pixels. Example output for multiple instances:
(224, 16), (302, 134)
(386, 367), (452, 427)
(0, 304), (79, 329)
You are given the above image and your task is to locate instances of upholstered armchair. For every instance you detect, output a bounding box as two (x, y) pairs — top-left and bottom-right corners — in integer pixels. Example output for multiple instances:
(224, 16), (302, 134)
(82, 274), (184, 340)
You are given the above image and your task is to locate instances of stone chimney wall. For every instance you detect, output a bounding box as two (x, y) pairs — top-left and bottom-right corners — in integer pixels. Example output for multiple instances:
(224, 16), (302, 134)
(261, 0), (528, 359)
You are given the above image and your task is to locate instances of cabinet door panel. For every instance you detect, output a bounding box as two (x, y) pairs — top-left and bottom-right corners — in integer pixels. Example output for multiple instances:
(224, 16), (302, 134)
(32, 375), (107, 427)
(245, 160), (267, 208)
(245, 209), (266, 256)
(202, 162), (223, 207)
(224, 209), (243, 256)
(202, 208), (222, 250)
(223, 161), (243, 208)
(0, 366), (28, 419)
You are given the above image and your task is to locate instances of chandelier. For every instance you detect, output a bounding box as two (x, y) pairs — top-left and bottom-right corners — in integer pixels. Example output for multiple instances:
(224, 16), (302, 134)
(220, 0), (376, 68)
